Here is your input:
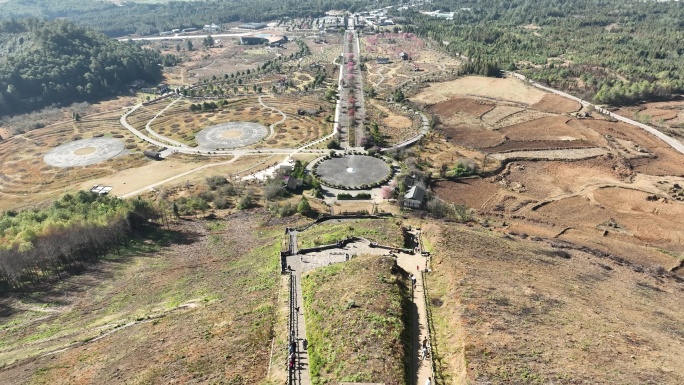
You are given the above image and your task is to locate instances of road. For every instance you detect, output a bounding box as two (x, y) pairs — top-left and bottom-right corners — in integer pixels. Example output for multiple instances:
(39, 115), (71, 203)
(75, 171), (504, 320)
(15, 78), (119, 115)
(117, 32), (251, 42)
(511, 72), (684, 155)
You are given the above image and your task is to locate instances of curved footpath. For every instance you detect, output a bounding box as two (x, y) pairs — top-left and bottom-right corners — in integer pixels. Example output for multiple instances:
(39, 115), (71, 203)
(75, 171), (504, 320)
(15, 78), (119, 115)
(144, 97), (188, 148)
(259, 95), (287, 140)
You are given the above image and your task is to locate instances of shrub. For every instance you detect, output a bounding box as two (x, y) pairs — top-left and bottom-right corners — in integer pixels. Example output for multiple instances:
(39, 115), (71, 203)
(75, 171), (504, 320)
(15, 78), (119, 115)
(214, 196), (231, 209)
(297, 197), (314, 217)
(198, 191), (214, 202)
(263, 178), (286, 201)
(219, 184), (239, 197)
(206, 175), (228, 190)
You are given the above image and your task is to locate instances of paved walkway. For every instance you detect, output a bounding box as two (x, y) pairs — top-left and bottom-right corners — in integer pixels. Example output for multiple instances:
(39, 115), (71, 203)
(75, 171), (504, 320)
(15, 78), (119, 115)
(396, 231), (432, 385)
(286, 231), (312, 385)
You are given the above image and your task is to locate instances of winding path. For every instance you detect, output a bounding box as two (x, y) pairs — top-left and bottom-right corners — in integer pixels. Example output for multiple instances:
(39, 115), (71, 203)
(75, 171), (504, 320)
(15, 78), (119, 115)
(145, 97), (188, 148)
(259, 95), (287, 140)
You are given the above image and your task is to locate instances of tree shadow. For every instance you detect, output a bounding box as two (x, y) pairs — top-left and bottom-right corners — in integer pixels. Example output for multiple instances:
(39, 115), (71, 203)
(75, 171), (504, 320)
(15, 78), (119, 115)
(0, 227), (202, 318)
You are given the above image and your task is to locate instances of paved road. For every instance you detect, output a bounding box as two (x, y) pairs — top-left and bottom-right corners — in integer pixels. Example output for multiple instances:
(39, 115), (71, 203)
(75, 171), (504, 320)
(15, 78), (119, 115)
(117, 32), (250, 42)
(511, 72), (684, 155)
(144, 97), (188, 148)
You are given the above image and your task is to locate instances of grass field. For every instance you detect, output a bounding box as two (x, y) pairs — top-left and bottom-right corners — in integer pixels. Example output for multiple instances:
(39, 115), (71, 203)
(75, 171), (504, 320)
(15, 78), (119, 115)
(297, 219), (405, 249)
(302, 254), (409, 384)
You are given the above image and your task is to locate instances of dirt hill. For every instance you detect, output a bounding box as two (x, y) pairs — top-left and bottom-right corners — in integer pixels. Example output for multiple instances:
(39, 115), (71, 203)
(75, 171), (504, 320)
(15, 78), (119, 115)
(425, 222), (684, 384)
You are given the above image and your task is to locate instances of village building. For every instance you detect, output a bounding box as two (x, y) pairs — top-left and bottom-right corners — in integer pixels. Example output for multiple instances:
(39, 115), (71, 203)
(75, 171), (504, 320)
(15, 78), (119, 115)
(403, 185), (426, 209)
(203, 23), (221, 33)
(239, 22), (267, 30)
(240, 34), (288, 46)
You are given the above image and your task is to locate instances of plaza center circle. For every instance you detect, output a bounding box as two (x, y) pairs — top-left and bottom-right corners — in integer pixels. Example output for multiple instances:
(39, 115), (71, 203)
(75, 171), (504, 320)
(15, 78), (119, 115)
(74, 147), (97, 156)
(44, 138), (125, 168)
(316, 155), (391, 187)
(195, 122), (268, 149)
(221, 131), (244, 139)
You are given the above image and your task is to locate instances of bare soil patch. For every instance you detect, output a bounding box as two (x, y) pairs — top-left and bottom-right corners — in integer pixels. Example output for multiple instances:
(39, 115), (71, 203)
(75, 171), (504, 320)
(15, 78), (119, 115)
(583, 120), (684, 175)
(530, 93), (582, 114)
(429, 97), (495, 118)
(615, 101), (684, 123)
(412, 76), (547, 105)
(480, 105), (525, 126)
(439, 125), (505, 149)
(497, 116), (590, 141)
(434, 179), (502, 210)
(73, 147), (97, 155)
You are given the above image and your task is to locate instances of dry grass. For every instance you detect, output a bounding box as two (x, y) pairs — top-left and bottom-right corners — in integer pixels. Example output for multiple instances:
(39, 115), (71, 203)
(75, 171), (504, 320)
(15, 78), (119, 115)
(426, 223), (684, 384)
(530, 93), (582, 114)
(0, 212), (300, 384)
(297, 219), (405, 250)
(412, 76), (547, 105)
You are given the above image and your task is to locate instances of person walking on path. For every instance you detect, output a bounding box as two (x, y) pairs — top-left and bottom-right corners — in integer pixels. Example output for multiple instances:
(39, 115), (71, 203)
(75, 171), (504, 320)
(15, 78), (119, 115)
(422, 337), (428, 349)
(421, 346), (427, 361)
(425, 377), (431, 385)
(302, 338), (308, 350)
(411, 275), (416, 288)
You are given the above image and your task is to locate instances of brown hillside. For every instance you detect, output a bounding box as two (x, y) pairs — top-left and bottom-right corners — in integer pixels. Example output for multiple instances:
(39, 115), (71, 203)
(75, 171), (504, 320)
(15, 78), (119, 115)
(426, 223), (684, 384)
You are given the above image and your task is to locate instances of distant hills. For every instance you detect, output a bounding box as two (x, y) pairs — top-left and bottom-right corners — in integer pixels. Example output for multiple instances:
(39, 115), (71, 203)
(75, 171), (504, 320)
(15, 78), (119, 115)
(0, 19), (163, 117)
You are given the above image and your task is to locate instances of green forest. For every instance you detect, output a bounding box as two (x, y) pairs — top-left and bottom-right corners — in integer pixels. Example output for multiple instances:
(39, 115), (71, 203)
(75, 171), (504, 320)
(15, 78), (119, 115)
(2, 0), (682, 105)
(0, 0), (390, 37)
(0, 19), (166, 116)
(0, 192), (158, 291)
(407, 0), (684, 104)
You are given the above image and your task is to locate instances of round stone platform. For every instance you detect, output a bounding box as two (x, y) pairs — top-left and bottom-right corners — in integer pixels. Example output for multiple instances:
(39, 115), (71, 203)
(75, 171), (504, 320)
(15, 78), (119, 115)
(44, 138), (125, 168)
(195, 122), (268, 149)
(316, 155), (391, 188)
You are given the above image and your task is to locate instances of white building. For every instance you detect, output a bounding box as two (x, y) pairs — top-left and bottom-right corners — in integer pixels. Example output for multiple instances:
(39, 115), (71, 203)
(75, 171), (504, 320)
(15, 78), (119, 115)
(203, 23), (221, 33)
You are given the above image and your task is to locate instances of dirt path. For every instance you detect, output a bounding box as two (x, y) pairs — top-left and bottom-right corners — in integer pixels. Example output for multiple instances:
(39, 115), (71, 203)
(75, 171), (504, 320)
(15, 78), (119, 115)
(396, 233), (433, 385)
(259, 95), (287, 140)
(119, 156), (242, 198)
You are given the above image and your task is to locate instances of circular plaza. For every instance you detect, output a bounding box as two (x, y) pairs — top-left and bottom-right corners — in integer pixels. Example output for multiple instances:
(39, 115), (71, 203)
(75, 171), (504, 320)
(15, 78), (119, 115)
(44, 138), (125, 168)
(315, 155), (392, 188)
(195, 122), (268, 149)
